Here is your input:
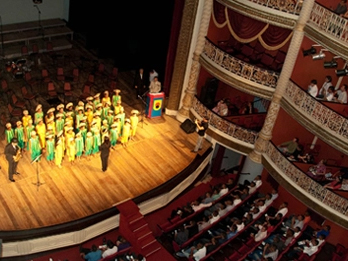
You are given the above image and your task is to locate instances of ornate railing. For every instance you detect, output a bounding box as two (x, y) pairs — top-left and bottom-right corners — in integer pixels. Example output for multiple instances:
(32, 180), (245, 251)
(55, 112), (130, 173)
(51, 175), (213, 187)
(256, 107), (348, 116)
(266, 142), (348, 216)
(309, 2), (348, 43)
(203, 39), (279, 88)
(246, 0), (303, 15)
(192, 96), (259, 144)
(284, 81), (348, 139)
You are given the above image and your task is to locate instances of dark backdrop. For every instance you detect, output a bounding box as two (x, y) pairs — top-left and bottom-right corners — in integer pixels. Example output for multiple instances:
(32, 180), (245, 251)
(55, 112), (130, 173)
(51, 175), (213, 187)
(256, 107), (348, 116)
(68, 0), (175, 81)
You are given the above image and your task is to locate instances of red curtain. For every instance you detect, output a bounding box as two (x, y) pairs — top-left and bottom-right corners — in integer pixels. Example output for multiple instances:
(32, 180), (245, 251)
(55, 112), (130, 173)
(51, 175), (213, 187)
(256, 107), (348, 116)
(226, 8), (267, 40)
(213, 0), (292, 49)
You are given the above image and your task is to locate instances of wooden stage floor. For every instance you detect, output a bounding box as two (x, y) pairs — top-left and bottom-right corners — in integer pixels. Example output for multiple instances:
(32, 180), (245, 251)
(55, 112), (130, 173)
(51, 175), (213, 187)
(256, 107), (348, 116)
(0, 114), (210, 230)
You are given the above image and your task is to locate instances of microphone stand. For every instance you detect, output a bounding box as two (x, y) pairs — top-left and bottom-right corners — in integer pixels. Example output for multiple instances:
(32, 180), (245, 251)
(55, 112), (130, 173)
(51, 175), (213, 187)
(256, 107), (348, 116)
(31, 154), (44, 190)
(138, 94), (148, 128)
(33, 5), (44, 40)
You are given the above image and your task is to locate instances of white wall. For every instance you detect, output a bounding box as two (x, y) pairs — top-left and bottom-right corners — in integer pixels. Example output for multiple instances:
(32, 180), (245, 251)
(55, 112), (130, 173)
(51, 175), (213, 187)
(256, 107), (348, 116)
(0, 0), (69, 25)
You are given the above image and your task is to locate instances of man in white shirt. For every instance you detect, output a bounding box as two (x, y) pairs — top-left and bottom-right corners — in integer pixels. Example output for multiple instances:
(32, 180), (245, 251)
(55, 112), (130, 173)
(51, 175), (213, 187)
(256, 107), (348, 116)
(191, 200), (212, 212)
(176, 242), (207, 260)
(302, 238), (319, 256)
(335, 84), (348, 104)
(149, 69), (158, 82)
(307, 79), (318, 97)
(149, 76), (161, 93)
(209, 211), (220, 224)
(317, 75), (332, 98)
(101, 240), (118, 258)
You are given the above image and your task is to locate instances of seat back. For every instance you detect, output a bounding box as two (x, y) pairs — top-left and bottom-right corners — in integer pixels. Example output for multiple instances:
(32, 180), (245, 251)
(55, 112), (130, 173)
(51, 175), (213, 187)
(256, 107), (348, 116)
(2, 79), (8, 90)
(21, 86), (28, 95)
(47, 41), (53, 51)
(87, 74), (94, 83)
(21, 45), (29, 55)
(97, 63), (105, 72)
(57, 67), (64, 76)
(64, 82), (71, 91)
(82, 84), (91, 94)
(32, 43), (39, 54)
(48, 82), (55, 91)
(25, 72), (32, 81)
(12, 94), (18, 104)
(42, 69), (49, 78)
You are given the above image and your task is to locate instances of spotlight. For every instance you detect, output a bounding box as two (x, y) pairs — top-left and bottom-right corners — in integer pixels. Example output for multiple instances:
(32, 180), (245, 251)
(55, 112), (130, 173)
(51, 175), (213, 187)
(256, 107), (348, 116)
(324, 59), (338, 68)
(312, 51), (326, 60)
(302, 46), (317, 57)
(336, 69), (348, 76)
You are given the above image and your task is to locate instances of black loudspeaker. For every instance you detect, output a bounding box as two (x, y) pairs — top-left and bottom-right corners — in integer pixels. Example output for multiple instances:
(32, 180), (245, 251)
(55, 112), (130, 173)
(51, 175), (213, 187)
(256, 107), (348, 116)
(180, 119), (196, 134)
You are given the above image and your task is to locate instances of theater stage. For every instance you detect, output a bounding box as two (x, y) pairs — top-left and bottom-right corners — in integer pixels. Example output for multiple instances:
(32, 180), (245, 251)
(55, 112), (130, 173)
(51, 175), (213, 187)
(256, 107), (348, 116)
(0, 114), (210, 231)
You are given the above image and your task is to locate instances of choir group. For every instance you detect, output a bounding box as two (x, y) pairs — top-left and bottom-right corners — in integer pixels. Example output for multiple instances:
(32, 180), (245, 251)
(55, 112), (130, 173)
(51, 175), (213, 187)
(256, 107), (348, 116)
(4, 90), (139, 168)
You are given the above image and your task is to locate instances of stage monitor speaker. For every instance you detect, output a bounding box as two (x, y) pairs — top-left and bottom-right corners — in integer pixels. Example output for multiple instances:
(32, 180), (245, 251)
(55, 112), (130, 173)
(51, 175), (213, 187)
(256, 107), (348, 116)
(180, 119), (196, 134)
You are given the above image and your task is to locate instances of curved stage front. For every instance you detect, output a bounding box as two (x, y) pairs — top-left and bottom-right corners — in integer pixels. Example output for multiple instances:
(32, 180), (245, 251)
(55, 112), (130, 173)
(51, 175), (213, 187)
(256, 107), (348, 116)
(0, 115), (212, 242)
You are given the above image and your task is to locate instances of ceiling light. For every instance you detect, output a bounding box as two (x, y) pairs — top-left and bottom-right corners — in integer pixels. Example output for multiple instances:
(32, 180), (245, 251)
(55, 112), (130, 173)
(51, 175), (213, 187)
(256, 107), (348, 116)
(302, 47), (317, 57)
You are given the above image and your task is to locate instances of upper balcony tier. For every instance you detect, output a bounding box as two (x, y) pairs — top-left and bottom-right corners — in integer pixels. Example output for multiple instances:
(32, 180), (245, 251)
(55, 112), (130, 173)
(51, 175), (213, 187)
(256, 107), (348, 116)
(221, 0), (348, 60)
(202, 38), (277, 100)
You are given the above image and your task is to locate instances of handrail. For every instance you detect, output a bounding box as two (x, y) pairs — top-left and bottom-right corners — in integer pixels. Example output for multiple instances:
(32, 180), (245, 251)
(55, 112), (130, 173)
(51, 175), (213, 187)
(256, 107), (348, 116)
(309, 2), (348, 43)
(245, 0), (303, 15)
(192, 96), (259, 144)
(265, 142), (348, 216)
(284, 80), (348, 140)
(203, 38), (279, 89)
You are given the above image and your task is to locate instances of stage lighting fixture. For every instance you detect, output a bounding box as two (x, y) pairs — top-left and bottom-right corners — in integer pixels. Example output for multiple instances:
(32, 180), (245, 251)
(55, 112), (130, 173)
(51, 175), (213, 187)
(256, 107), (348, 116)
(312, 49), (328, 60)
(336, 69), (348, 76)
(302, 46), (317, 57)
(324, 59), (338, 68)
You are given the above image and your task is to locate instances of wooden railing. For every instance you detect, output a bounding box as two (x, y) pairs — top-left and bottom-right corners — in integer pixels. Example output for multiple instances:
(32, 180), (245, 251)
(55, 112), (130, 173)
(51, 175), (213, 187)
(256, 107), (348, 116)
(309, 2), (348, 43)
(246, 0), (303, 15)
(284, 80), (348, 140)
(192, 96), (259, 144)
(203, 38), (279, 88)
(266, 142), (348, 216)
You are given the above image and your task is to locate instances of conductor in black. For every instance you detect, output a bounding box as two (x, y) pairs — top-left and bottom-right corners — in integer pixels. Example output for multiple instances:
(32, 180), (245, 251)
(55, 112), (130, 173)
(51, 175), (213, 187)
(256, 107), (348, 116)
(99, 136), (111, 172)
(5, 138), (20, 182)
(192, 117), (209, 153)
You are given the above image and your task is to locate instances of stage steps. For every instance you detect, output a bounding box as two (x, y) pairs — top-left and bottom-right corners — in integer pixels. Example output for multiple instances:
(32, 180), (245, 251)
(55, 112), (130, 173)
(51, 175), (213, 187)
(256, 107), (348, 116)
(116, 200), (162, 258)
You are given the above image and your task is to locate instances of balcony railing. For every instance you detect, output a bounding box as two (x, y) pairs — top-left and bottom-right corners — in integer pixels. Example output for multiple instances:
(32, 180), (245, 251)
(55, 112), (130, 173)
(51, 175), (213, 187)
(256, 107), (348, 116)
(247, 0), (303, 15)
(284, 81), (348, 140)
(309, 2), (348, 43)
(203, 39), (279, 88)
(192, 96), (259, 144)
(266, 142), (348, 216)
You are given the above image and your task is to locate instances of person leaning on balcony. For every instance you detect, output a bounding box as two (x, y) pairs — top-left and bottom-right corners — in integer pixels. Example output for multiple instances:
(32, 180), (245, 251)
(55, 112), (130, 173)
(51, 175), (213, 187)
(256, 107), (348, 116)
(332, 0), (347, 16)
(277, 137), (299, 156)
(333, 84), (348, 104)
(307, 79), (318, 97)
(316, 75), (333, 99)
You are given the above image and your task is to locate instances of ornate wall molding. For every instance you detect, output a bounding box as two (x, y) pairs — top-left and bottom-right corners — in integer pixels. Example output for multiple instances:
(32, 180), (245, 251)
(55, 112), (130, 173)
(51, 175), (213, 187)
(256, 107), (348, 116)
(167, 0), (200, 111)
(201, 39), (276, 100)
(264, 142), (348, 228)
(283, 81), (348, 155)
(217, 0), (298, 29)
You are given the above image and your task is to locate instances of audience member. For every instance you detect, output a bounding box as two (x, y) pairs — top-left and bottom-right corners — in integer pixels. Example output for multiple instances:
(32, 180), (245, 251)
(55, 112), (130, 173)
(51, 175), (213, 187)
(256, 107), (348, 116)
(101, 240), (118, 258)
(239, 101), (253, 115)
(212, 99), (229, 116)
(324, 86), (335, 101)
(149, 76), (161, 93)
(116, 236), (131, 251)
(317, 76), (333, 99)
(175, 241), (207, 260)
(174, 225), (189, 245)
(80, 244), (102, 261)
(307, 79), (318, 97)
(334, 84), (348, 104)
(332, 0), (348, 15)
(277, 137), (299, 156)
(306, 159), (327, 181)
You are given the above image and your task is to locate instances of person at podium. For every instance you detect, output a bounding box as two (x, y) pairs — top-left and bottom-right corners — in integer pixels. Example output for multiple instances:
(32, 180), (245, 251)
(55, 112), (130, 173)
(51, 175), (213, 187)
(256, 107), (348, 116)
(149, 76), (161, 93)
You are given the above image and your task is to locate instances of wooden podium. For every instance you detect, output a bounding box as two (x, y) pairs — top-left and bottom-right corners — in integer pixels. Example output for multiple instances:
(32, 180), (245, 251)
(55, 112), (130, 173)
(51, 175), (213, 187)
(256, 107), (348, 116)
(145, 92), (165, 118)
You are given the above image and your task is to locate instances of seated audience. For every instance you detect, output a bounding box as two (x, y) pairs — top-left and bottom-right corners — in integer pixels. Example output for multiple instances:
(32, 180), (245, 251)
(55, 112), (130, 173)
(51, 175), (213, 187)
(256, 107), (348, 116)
(307, 79), (318, 97)
(317, 75), (333, 99)
(277, 137), (299, 157)
(334, 84), (348, 104)
(306, 159), (327, 181)
(175, 241), (207, 260)
(116, 235), (131, 251)
(212, 99), (229, 116)
(324, 86), (335, 101)
(239, 101), (253, 115)
(101, 239), (118, 258)
(174, 225), (189, 245)
(80, 244), (102, 261)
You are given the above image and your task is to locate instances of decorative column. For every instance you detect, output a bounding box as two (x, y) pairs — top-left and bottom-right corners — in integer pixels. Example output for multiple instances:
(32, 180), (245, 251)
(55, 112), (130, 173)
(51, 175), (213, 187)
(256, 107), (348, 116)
(249, 0), (316, 163)
(176, 0), (213, 122)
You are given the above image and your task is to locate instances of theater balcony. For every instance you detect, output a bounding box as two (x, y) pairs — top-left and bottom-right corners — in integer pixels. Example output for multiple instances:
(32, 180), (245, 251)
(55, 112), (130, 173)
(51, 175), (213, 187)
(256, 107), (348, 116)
(201, 38), (277, 100)
(219, 0), (300, 29)
(283, 80), (348, 155)
(263, 141), (348, 228)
